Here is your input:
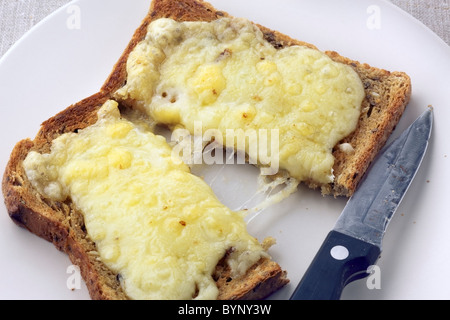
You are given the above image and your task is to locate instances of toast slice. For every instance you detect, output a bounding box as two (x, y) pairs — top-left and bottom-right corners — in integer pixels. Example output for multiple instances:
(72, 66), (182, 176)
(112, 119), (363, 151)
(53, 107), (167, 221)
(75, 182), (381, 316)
(2, 0), (410, 300)
(104, 0), (411, 197)
(2, 92), (288, 300)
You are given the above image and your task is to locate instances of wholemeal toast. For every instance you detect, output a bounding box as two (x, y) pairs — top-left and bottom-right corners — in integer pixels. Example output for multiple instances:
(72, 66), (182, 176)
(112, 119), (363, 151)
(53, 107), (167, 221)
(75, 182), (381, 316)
(2, 0), (411, 300)
(104, 0), (411, 197)
(3, 94), (289, 300)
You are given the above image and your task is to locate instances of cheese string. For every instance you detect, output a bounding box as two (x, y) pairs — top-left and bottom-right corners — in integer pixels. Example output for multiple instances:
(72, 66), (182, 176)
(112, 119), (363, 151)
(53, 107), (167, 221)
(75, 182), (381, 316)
(243, 173), (299, 225)
(202, 142), (300, 224)
(172, 134), (300, 224)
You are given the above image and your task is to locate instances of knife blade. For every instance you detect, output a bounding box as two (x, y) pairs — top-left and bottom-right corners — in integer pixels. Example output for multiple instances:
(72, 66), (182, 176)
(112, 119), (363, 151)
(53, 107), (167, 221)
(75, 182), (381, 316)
(290, 107), (433, 300)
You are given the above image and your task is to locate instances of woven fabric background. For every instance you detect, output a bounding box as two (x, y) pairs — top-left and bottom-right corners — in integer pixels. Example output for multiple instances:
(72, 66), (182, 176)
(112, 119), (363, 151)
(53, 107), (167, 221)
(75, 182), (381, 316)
(0, 0), (449, 58)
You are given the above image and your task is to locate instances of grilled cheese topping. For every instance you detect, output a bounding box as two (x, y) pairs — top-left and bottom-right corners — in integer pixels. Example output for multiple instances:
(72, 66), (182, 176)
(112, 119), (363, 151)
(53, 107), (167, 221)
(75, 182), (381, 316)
(23, 100), (268, 300)
(115, 17), (365, 184)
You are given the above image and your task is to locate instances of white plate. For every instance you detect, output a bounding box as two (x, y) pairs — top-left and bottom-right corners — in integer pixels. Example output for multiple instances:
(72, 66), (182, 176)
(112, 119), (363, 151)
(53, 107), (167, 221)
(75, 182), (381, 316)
(0, 0), (449, 300)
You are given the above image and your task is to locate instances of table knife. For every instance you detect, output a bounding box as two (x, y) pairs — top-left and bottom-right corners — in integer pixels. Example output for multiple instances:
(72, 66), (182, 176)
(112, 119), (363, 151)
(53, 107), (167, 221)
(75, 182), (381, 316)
(290, 107), (433, 300)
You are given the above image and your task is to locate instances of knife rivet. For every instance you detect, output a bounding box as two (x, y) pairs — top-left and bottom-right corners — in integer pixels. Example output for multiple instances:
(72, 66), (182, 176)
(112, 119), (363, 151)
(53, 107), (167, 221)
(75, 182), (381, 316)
(330, 245), (349, 260)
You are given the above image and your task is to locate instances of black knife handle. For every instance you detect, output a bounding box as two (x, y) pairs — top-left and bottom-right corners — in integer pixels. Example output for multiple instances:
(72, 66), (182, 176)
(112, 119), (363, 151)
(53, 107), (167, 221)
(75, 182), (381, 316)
(290, 230), (381, 300)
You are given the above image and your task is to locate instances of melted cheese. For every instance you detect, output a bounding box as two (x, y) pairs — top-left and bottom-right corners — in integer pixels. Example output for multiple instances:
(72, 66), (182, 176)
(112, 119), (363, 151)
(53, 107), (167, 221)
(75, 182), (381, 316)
(23, 100), (268, 300)
(115, 17), (365, 184)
